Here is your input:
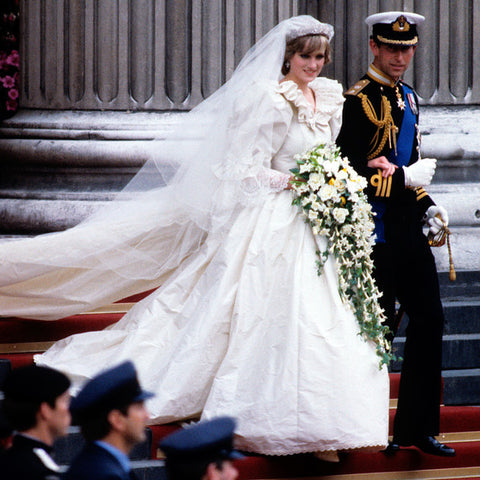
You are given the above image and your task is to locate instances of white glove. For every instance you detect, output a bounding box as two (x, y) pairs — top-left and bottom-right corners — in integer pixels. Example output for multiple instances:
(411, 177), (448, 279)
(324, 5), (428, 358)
(403, 158), (437, 187)
(424, 205), (449, 235)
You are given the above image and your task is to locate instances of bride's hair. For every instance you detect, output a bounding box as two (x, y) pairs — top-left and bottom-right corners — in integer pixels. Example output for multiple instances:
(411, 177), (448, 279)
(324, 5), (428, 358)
(281, 34), (331, 75)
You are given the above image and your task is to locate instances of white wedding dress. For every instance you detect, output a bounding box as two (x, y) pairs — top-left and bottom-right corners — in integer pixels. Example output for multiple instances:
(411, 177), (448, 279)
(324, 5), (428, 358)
(2, 77), (389, 455)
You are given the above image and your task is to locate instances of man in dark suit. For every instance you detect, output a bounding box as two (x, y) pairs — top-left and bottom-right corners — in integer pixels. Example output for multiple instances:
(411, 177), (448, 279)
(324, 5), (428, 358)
(64, 361), (154, 480)
(0, 365), (71, 480)
(336, 11), (454, 457)
(160, 416), (244, 480)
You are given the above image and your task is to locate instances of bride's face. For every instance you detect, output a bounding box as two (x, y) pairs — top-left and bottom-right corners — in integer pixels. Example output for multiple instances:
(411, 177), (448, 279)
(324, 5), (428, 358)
(287, 47), (326, 87)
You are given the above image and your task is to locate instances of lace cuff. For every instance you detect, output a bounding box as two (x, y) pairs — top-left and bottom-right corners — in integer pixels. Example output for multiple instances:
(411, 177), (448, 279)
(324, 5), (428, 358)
(264, 169), (291, 191)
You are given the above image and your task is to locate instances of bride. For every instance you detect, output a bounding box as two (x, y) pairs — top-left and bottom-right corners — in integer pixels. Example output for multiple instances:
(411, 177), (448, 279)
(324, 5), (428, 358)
(0, 16), (389, 456)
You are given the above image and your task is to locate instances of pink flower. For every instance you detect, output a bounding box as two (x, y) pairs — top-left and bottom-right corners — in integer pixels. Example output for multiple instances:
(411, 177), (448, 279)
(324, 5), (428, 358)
(1, 75), (15, 88)
(6, 98), (17, 111)
(8, 88), (19, 100)
(6, 50), (19, 68)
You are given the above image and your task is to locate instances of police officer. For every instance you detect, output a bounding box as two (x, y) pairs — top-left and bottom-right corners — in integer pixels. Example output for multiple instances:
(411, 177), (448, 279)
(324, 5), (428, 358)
(160, 416), (244, 480)
(65, 361), (154, 480)
(0, 365), (71, 480)
(337, 11), (454, 457)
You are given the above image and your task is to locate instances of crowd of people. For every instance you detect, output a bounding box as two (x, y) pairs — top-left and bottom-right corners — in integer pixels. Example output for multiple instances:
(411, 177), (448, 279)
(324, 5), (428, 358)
(0, 362), (243, 480)
(0, 8), (455, 479)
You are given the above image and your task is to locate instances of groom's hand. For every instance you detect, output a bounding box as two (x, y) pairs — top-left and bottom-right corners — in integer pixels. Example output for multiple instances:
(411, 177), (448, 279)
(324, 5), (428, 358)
(368, 156), (397, 178)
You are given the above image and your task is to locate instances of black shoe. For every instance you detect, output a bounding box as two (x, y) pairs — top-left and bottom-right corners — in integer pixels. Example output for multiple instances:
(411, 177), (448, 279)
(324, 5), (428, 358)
(412, 436), (456, 457)
(383, 441), (400, 455)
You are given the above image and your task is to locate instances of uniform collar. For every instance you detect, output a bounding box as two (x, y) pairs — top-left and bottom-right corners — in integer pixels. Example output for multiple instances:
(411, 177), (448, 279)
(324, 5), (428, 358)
(95, 440), (131, 473)
(367, 64), (398, 87)
(13, 433), (53, 453)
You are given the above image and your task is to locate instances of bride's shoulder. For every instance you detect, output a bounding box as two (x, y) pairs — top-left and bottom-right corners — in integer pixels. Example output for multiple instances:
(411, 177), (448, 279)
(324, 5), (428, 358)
(254, 79), (291, 102)
(240, 80), (294, 112)
(310, 77), (345, 106)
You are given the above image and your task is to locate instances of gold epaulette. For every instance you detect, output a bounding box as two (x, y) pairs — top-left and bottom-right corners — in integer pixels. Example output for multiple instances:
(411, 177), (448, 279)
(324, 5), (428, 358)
(414, 187), (429, 201)
(345, 79), (370, 96)
(358, 92), (398, 160)
(370, 169), (393, 198)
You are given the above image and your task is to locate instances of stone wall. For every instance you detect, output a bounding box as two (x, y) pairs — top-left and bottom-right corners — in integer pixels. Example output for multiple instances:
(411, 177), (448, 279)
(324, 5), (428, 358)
(17, 0), (480, 110)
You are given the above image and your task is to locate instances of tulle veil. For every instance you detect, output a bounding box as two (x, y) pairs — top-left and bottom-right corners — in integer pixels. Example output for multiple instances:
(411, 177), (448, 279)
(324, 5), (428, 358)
(0, 15), (335, 319)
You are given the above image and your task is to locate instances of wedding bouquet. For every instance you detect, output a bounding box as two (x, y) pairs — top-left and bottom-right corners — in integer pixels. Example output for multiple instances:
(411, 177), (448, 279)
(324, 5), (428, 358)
(290, 143), (393, 366)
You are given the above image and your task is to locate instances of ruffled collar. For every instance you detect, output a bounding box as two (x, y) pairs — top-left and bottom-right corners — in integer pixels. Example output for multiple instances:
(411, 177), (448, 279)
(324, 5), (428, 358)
(276, 77), (344, 130)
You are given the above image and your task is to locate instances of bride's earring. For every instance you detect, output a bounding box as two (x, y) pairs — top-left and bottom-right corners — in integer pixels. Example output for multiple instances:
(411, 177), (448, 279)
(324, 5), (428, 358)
(285, 60), (290, 71)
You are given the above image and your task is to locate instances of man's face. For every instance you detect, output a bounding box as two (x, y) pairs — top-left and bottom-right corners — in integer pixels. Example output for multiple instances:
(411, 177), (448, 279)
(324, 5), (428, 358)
(370, 39), (416, 80)
(44, 390), (71, 439)
(122, 401), (150, 447)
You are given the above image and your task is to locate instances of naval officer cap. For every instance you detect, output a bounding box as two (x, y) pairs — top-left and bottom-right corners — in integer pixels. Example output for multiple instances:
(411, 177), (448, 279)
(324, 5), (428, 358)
(70, 361), (154, 423)
(160, 417), (244, 465)
(366, 11), (425, 46)
(2, 365), (70, 405)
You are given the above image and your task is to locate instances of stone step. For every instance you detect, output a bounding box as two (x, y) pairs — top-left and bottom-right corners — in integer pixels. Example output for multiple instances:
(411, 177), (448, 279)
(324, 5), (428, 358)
(392, 334), (480, 370)
(129, 460), (166, 480)
(443, 369), (480, 405)
(438, 270), (480, 299)
(396, 299), (480, 337)
(443, 300), (480, 335)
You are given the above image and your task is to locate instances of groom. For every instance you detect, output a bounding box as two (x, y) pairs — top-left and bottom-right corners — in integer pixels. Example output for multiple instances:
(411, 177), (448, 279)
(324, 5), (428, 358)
(337, 11), (455, 457)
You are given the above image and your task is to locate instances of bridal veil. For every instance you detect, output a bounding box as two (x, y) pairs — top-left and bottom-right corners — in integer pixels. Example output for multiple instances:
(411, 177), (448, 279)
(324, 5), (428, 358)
(0, 16), (335, 319)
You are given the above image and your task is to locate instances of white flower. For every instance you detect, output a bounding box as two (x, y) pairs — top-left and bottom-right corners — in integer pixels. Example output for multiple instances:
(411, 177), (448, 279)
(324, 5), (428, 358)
(350, 192), (360, 203)
(311, 200), (324, 211)
(299, 162), (314, 173)
(323, 160), (340, 175)
(307, 172), (323, 190)
(346, 179), (362, 194)
(319, 184), (336, 202)
(334, 178), (346, 192)
(295, 183), (309, 194)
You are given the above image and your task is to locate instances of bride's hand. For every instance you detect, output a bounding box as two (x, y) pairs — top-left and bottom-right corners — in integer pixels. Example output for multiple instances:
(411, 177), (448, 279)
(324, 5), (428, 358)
(368, 156), (397, 178)
(286, 175), (296, 190)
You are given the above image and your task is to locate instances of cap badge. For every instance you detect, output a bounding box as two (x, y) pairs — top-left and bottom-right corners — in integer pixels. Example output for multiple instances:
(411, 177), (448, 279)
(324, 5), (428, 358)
(392, 15), (410, 32)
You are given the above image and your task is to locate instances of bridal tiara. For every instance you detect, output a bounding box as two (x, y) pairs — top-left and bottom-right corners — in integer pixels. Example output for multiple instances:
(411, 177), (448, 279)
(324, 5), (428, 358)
(286, 19), (334, 42)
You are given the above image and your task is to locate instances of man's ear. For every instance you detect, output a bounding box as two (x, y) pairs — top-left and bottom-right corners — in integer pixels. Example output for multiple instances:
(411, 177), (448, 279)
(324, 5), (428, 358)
(369, 38), (379, 56)
(38, 401), (53, 422)
(107, 409), (126, 433)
